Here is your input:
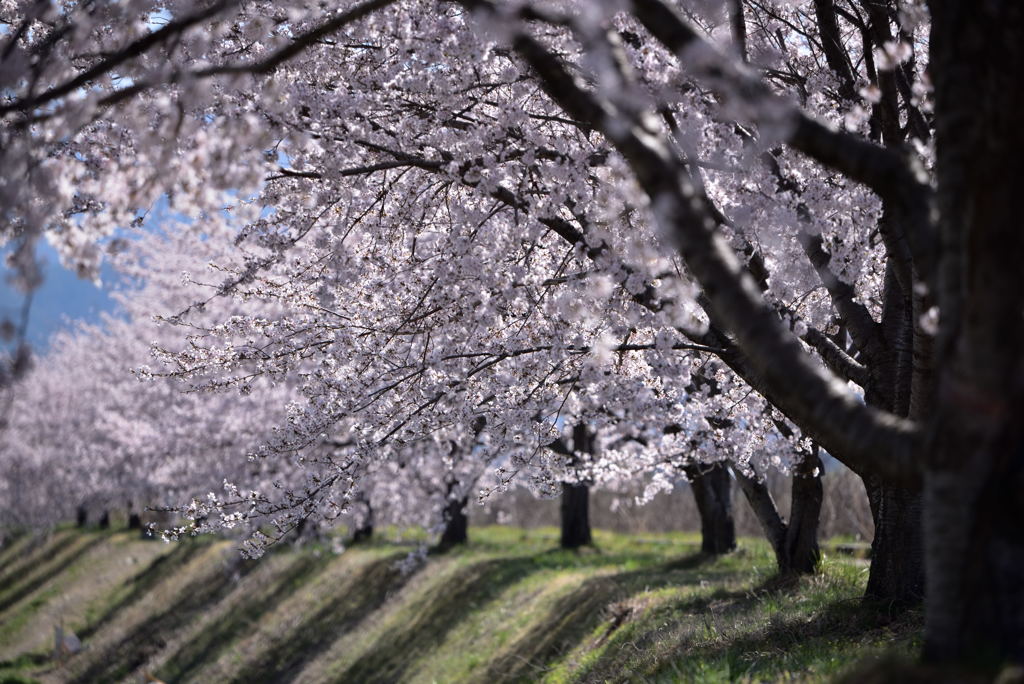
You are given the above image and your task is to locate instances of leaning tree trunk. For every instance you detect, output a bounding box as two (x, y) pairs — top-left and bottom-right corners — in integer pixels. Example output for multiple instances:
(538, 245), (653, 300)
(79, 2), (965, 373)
(560, 482), (592, 549)
(924, 0), (1024, 665)
(735, 447), (822, 575)
(437, 495), (469, 550)
(686, 462), (737, 555)
(75, 506), (87, 528)
(862, 476), (925, 603)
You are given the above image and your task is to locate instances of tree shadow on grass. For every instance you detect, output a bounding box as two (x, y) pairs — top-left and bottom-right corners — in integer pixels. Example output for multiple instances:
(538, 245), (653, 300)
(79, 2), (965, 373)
(0, 533), (108, 614)
(157, 550), (336, 682)
(577, 577), (922, 683)
(77, 540), (207, 641)
(334, 553), (560, 684)
(0, 532), (69, 589)
(68, 549), (259, 684)
(482, 551), (765, 683)
(658, 597), (920, 681)
(225, 552), (417, 684)
(336, 548), (741, 684)
(0, 532), (33, 578)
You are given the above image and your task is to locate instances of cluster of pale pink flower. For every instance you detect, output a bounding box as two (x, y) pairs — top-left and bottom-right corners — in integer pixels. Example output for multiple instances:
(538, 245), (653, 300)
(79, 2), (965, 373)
(1, 0), (929, 557)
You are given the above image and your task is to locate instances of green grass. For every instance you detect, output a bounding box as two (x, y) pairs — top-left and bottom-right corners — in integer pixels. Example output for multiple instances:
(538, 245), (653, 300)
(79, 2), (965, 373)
(0, 526), (921, 683)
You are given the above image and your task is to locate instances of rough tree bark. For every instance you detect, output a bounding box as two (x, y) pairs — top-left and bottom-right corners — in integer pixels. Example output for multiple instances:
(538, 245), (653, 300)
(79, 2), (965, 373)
(924, 0), (1024, 665)
(734, 446), (822, 575)
(784, 446), (823, 575)
(685, 462), (736, 555)
(862, 476), (925, 603)
(849, 262), (927, 604)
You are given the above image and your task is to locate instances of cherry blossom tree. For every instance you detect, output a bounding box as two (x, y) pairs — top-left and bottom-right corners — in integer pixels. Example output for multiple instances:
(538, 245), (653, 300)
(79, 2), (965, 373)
(0, 221), (305, 538)
(2, 0), (1022, 668)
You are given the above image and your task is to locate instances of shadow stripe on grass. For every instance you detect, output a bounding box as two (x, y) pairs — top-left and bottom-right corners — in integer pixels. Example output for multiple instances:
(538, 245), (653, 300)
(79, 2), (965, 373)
(76, 540), (206, 641)
(225, 552), (415, 684)
(68, 547), (259, 684)
(334, 554), (571, 683)
(0, 531), (73, 596)
(157, 550), (338, 683)
(0, 534), (107, 615)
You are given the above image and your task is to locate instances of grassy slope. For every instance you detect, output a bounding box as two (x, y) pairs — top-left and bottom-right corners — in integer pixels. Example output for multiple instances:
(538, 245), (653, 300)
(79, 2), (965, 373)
(0, 527), (921, 683)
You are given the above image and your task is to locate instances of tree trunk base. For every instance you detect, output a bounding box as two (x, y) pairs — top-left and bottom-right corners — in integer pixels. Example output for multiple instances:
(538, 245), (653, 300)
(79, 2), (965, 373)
(351, 523), (373, 544)
(688, 462), (737, 555)
(436, 496), (469, 551)
(863, 477), (925, 605)
(560, 482), (592, 549)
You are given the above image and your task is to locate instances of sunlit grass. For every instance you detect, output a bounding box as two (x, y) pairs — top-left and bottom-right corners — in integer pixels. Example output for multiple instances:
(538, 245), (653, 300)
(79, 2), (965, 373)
(0, 526), (920, 683)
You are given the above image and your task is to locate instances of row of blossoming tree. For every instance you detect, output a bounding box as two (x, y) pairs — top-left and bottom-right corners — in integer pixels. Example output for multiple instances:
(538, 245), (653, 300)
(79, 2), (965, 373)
(1, 0), (1021, 667)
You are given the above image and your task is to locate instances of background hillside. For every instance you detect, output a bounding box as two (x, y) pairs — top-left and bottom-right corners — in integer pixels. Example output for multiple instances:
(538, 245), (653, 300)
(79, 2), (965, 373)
(0, 527), (919, 683)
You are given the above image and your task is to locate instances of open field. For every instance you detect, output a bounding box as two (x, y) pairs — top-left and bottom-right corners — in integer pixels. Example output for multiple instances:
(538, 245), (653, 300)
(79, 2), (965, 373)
(0, 527), (920, 683)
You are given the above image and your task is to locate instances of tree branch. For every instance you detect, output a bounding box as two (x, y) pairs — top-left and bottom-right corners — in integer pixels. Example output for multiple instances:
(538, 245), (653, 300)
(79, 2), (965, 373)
(475, 1), (919, 483)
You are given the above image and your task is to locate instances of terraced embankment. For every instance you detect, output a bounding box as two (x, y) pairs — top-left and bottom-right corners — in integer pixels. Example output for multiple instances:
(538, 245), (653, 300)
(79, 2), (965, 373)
(0, 527), (919, 683)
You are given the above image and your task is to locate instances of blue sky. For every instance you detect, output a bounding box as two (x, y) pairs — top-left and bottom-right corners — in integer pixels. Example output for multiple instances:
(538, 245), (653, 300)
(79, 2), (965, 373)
(0, 240), (119, 350)
(0, 196), (182, 351)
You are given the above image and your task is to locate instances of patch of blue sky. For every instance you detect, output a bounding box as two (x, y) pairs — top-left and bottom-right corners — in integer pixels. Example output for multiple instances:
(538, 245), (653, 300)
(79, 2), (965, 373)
(0, 195), (181, 351)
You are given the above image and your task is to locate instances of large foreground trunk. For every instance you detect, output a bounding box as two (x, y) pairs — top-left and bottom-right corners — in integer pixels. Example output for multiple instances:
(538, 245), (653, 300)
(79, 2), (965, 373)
(924, 0), (1024, 665)
(686, 462), (736, 555)
(560, 482), (592, 549)
(862, 477), (925, 604)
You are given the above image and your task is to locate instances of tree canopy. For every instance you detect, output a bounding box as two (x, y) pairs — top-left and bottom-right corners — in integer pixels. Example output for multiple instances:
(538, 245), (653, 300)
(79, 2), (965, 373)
(2, 0), (1022, 667)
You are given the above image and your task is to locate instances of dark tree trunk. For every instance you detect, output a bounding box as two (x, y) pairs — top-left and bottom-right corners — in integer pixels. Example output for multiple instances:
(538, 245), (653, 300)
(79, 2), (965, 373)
(438, 495), (469, 550)
(75, 506), (87, 528)
(560, 482), (592, 549)
(126, 500), (142, 530)
(735, 468), (786, 558)
(735, 447), (822, 575)
(863, 476), (925, 604)
(98, 510), (109, 529)
(924, 0), (1024, 665)
(783, 446), (823, 575)
(351, 520), (373, 544)
(686, 462), (737, 555)
(854, 262), (925, 605)
(352, 496), (374, 544)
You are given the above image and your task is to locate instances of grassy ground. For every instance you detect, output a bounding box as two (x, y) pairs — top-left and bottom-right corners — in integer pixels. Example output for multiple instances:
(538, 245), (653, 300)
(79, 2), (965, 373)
(0, 526), (921, 683)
